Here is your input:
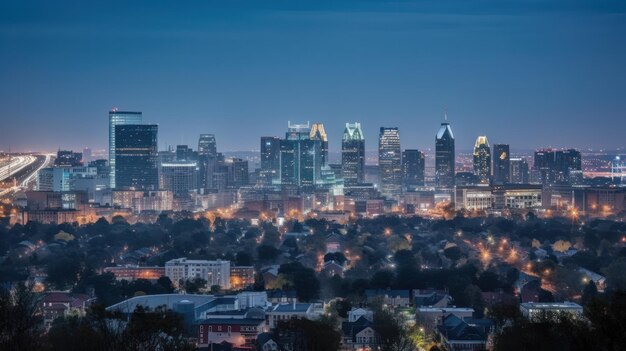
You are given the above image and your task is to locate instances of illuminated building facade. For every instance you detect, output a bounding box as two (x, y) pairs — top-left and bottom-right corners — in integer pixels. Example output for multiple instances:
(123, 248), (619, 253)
(534, 148), (582, 186)
(341, 122), (365, 186)
(435, 121), (455, 188)
(112, 190), (174, 213)
(165, 258), (231, 289)
(230, 266), (255, 290)
(473, 136), (491, 184)
(455, 186), (493, 211)
(402, 149), (425, 189)
(159, 162), (199, 197)
(280, 122), (322, 188)
(108, 110), (142, 188)
(260, 136), (281, 185)
(54, 150), (83, 167)
(492, 144), (510, 185)
(310, 123), (329, 167)
(103, 266), (165, 281)
(114, 124), (158, 190)
(510, 158), (530, 184)
(198, 134), (217, 191)
(378, 127), (402, 198)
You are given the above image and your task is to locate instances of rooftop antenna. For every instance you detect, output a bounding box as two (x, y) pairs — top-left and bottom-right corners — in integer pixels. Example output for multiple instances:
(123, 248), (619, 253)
(444, 107), (448, 122)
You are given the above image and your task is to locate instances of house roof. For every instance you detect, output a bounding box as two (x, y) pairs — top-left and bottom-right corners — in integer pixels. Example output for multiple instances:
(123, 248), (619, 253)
(272, 303), (311, 313)
(198, 318), (265, 326)
(364, 289), (409, 298)
(438, 314), (492, 342)
(342, 316), (374, 340)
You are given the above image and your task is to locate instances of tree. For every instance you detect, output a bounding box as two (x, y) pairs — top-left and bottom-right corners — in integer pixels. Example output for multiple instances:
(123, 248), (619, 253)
(0, 283), (45, 351)
(274, 318), (340, 351)
(181, 278), (206, 293)
(257, 244), (280, 261)
(443, 246), (462, 261)
(47, 305), (195, 351)
(581, 281), (597, 306)
(603, 257), (626, 292)
(372, 307), (416, 351)
(278, 262), (320, 301)
(46, 251), (84, 290)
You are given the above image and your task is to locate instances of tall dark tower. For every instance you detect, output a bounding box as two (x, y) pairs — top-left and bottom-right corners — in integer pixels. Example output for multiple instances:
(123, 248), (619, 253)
(114, 124), (158, 190)
(492, 144), (510, 184)
(341, 122), (365, 186)
(402, 149), (425, 188)
(435, 115), (455, 188)
(197, 134), (217, 191)
(260, 136), (281, 185)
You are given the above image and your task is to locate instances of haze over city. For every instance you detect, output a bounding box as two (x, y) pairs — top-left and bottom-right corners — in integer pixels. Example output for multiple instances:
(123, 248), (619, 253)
(1, 0), (626, 152)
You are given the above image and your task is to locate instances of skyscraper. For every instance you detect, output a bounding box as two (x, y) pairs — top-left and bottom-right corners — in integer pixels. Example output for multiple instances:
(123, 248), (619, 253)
(402, 149), (425, 188)
(114, 124), (158, 190)
(341, 122), (365, 186)
(533, 149), (582, 185)
(198, 134), (217, 158)
(435, 119), (455, 188)
(473, 136), (491, 184)
(492, 144), (510, 185)
(197, 134), (217, 191)
(176, 145), (196, 162)
(280, 122), (322, 188)
(510, 158), (529, 184)
(159, 161), (198, 196)
(260, 136), (281, 185)
(310, 123), (329, 167)
(109, 110), (142, 188)
(378, 127), (402, 198)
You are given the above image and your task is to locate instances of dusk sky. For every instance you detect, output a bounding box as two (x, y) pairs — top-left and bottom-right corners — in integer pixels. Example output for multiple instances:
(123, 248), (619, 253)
(1, 0), (625, 153)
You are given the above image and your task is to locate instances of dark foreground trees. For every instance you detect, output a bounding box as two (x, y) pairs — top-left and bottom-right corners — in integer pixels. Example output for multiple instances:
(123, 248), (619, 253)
(274, 318), (341, 351)
(493, 291), (626, 351)
(0, 283), (45, 351)
(0, 283), (193, 351)
(47, 305), (194, 351)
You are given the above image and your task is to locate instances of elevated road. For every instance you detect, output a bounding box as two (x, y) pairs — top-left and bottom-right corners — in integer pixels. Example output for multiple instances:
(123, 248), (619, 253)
(0, 155), (37, 182)
(0, 154), (52, 198)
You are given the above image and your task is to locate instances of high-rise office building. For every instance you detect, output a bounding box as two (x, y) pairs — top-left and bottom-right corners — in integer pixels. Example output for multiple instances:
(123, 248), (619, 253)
(492, 144), (510, 185)
(435, 120), (455, 188)
(197, 134), (218, 191)
(114, 124), (158, 190)
(310, 123), (329, 167)
(378, 127), (402, 198)
(402, 149), (425, 188)
(341, 122), (365, 186)
(198, 134), (217, 158)
(226, 158), (249, 188)
(260, 136), (281, 185)
(534, 149), (582, 185)
(280, 122), (322, 188)
(160, 161), (198, 197)
(473, 136), (491, 184)
(109, 110), (142, 188)
(176, 145), (196, 162)
(510, 158), (529, 184)
(54, 150), (83, 167)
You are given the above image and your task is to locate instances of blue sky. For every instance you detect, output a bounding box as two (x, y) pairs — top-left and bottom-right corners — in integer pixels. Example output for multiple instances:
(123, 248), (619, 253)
(1, 0), (625, 153)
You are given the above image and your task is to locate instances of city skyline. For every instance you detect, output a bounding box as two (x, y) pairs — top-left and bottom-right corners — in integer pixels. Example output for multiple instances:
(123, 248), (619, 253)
(1, 1), (625, 152)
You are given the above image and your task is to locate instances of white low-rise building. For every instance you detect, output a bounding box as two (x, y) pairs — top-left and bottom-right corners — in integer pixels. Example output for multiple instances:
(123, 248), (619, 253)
(520, 302), (583, 321)
(266, 302), (323, 329)
(165, 258), (231, 289)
